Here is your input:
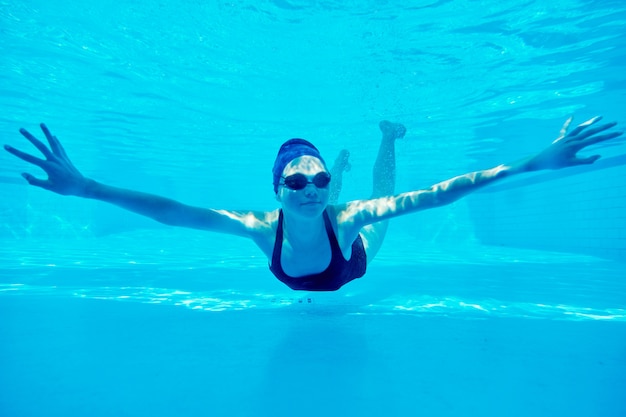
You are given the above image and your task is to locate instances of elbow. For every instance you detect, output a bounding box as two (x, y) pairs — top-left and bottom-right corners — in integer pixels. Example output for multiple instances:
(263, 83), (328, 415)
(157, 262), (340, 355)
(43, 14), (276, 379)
(431, 189), (462, 208)
(151, 201), (187, 226)
(154, 215), (177, 226)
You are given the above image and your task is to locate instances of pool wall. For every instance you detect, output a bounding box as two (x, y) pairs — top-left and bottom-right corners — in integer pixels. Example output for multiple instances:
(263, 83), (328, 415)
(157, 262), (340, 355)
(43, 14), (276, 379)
(469, 160), (626, 262)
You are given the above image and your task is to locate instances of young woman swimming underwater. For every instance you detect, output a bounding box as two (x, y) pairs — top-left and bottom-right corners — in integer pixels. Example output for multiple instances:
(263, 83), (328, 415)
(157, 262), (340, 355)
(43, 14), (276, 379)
(4, 117), (622, 290)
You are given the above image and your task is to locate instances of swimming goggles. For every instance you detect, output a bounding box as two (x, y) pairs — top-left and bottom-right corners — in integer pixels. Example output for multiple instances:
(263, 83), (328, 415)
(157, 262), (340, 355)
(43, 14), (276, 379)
(280, 172), (331, 190)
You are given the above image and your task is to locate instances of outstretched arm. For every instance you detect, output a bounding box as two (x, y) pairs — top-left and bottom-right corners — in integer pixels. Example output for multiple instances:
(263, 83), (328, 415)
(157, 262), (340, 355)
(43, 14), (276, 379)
(341, 116), (623, 229)
(4, 124), (271, 237)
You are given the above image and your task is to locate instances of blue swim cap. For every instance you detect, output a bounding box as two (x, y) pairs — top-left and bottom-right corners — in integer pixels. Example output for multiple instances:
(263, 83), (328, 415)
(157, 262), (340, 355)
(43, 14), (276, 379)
(272, 138), (325, 193)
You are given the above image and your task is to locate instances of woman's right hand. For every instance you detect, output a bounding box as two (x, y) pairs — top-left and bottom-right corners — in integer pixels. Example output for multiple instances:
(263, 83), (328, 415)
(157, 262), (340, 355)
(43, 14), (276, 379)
(4, 123), (89, 196)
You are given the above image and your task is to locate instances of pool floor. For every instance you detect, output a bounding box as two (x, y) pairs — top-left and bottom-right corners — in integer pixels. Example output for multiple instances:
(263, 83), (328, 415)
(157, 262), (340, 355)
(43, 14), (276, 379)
(1, 294), (624, 417)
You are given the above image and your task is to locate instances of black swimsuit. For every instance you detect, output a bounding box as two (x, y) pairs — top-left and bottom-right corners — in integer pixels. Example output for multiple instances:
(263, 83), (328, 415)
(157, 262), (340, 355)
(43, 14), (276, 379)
(269, 210), (367, 291)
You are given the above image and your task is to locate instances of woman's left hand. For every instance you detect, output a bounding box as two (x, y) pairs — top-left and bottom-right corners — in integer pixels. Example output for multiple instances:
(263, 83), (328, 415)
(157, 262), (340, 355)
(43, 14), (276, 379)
(526, 116), (623, 171)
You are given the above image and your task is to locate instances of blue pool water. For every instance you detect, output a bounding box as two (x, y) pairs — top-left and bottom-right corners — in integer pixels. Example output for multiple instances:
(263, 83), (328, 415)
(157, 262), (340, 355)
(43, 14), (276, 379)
(1, 1), (625, 416)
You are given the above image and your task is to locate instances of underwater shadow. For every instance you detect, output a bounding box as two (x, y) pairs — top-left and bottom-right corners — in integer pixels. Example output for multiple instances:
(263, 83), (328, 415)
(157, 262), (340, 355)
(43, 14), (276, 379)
(251, 309), (398, 417)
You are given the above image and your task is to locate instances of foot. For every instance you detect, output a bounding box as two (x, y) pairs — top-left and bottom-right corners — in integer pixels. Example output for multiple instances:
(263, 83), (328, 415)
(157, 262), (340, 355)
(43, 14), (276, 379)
(379, 120), (406, 140)
(333, 149), (351, 172)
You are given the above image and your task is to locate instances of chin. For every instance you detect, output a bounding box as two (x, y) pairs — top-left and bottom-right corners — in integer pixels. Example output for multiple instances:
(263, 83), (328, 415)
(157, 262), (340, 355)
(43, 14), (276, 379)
(296, 202), (327, 217)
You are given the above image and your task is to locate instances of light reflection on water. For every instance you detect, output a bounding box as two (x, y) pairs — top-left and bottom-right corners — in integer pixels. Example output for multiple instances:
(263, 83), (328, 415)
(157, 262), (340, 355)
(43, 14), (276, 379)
(1, 229), (624, 321)
(1, 283), (624, 322)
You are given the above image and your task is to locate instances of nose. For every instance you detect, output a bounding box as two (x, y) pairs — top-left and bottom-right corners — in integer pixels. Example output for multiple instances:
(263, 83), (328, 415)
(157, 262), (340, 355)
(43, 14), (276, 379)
(303, 183), (318, 197)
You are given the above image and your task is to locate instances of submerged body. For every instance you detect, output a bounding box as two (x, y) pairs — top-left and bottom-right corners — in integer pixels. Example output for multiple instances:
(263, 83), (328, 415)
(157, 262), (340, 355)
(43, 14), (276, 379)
(4, 117), (622, 290)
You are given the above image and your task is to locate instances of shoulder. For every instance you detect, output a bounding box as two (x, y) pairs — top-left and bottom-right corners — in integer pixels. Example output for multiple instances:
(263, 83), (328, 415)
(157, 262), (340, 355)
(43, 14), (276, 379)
(246, 208), (281, 258)
(326, 204), (359, 238)
(325, 204), (366, 257)
(329, 199), (378, 226)
(244, 208), (280, 235)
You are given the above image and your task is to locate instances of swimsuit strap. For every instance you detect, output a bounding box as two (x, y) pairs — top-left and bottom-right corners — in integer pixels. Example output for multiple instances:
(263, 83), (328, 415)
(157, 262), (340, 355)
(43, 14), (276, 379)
(271, 210), (285, 269)
(321, 209), (341, 254)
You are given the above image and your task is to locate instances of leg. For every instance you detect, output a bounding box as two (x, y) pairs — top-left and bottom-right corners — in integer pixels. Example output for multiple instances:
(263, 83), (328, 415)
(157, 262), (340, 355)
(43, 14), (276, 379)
(328, 149), (351, 204)
(361, 120), (406, 262)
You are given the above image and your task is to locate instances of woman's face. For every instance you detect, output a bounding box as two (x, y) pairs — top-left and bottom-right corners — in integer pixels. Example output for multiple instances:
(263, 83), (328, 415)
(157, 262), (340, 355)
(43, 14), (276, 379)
(276, 155), (330, 218)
